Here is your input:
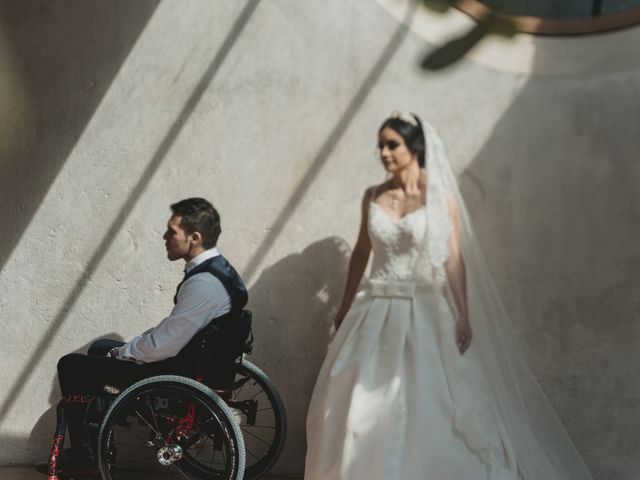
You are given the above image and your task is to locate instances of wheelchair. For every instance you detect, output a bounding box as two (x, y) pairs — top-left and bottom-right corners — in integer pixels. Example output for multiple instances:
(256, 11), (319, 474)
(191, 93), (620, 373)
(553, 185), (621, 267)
(46, 310), (287, 480)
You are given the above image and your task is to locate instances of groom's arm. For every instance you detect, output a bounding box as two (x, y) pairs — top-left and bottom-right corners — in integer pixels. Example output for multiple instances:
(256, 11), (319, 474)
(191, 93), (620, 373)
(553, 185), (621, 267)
(115, 274), (231, 363)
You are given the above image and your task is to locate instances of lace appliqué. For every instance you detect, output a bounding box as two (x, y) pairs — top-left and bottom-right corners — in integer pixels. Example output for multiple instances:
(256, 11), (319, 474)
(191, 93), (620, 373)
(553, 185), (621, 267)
(367, 203), (431, 283)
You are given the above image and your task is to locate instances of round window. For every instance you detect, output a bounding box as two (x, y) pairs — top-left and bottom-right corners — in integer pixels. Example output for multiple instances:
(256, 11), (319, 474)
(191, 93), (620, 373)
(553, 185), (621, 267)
(455, 0), (640, 34)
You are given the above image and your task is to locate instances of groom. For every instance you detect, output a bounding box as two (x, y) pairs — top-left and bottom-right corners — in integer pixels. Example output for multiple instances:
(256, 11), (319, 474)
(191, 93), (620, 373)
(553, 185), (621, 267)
(46, 197), (248, 473)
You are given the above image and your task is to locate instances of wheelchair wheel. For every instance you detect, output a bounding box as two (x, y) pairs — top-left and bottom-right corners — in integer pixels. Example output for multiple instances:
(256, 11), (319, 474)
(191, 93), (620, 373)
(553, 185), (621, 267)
(225, 360), (286, 480)
(97, 375), (245, 480)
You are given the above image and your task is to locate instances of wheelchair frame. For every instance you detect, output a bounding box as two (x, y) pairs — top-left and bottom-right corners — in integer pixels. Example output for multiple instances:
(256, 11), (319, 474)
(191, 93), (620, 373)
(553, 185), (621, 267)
(45, 310), (286, 480)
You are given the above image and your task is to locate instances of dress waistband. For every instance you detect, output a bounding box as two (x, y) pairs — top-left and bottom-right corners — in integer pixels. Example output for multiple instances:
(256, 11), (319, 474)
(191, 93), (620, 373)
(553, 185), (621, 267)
(367, 279), (433, 298)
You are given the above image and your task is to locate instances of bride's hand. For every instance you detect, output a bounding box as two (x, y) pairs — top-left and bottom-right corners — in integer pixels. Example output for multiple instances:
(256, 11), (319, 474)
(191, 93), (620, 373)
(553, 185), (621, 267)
(456, 318), (472, 354)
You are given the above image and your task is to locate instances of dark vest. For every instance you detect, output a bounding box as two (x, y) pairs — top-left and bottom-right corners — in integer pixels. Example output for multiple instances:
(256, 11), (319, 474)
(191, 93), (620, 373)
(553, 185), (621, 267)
(174, 255), (248, 320)
(172, 255), (248, 375)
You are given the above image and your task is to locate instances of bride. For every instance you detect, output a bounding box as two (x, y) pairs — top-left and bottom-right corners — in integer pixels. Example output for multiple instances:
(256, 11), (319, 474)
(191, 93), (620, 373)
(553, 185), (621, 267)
(304, 112), (593, 479)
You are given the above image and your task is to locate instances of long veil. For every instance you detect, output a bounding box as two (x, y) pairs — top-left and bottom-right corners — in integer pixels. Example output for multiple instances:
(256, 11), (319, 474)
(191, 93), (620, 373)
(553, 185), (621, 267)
(422, 121), (593, 480)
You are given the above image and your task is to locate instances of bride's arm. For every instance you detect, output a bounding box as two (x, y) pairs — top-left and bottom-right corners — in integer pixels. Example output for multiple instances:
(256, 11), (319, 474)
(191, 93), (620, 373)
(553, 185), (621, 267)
(444, 194), (472, 354)
(334, 188), (373, 330)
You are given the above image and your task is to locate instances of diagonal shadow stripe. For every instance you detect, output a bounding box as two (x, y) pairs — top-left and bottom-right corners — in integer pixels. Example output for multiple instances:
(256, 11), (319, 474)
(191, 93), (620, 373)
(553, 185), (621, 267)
(0, 0), (261, 427)
(0, 0), (160, 273)
(242, 2), (416, 281)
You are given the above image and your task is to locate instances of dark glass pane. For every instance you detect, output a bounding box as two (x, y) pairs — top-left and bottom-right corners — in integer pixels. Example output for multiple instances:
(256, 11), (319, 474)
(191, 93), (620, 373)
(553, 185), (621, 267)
(479, 0), (593, 18)
(602, 0), (640, 14)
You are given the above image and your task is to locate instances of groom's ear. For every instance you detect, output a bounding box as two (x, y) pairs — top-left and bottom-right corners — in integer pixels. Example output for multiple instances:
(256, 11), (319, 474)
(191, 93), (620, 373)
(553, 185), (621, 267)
(190, 231), (203, 246)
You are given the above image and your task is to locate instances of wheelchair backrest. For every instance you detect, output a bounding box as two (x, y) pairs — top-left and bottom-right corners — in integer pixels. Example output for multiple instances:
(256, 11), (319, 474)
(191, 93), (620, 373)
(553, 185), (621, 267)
(174, 309), (253, 388)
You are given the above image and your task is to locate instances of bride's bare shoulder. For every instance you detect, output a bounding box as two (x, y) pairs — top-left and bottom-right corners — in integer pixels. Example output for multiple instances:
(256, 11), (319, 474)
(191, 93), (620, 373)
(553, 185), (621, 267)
(366, 181), (391, 203)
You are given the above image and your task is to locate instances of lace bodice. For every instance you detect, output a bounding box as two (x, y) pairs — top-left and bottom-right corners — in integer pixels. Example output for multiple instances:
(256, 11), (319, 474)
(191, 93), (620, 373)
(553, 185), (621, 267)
(368, 202), (433, 283)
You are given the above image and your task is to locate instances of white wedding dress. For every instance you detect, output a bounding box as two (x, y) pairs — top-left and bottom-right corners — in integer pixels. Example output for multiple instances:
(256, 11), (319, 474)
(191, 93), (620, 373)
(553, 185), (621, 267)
(305, 122), (593, 480)
(304, 200), (495, 479)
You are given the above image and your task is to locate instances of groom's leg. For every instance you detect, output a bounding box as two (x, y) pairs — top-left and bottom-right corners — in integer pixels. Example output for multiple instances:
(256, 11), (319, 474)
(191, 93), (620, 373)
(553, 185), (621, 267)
(56, 353), (165, 463)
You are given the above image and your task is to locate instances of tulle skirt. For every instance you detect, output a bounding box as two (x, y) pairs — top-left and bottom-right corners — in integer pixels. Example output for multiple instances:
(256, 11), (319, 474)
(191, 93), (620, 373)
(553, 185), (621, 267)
(304, 280), (491, 480)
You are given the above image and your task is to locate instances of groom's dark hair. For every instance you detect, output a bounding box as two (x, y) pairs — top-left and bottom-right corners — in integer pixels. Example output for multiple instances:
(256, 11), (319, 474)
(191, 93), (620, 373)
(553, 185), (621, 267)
(170, 197), (221, 249)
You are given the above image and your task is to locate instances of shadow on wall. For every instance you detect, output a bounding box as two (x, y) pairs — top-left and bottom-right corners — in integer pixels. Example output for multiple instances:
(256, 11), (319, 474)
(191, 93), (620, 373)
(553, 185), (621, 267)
(0, 0), (159, 271)
(241, 1), (415, 281)
(28, 333), (124, 462)
(455, 43), (640, 479)
(247, 236), (351, 475)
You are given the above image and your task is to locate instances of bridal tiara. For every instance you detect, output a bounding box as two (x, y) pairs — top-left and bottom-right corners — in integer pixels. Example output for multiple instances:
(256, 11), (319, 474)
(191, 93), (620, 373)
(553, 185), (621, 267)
(388, 111), (418, 127)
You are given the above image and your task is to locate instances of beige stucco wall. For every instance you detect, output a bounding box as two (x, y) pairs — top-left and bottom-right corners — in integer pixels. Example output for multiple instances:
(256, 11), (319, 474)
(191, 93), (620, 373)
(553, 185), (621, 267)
(1, 1), (639, 478)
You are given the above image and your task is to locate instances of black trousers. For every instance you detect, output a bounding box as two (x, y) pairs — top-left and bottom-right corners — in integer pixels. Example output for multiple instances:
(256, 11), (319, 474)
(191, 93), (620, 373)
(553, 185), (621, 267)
(57, 339), (183, 396)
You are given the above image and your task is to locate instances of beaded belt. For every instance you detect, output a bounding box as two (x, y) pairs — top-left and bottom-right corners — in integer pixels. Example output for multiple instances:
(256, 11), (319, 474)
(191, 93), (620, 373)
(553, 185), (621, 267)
(367, 280), (432, 299)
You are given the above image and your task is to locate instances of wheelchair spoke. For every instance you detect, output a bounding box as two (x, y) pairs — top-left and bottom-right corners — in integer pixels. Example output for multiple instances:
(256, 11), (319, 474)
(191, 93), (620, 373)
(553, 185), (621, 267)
(117, 424), (158, 447)
(146, 396), (163, 437)
(114, 443), (155, 450)
(245, 447), (261, 461)
(231, 377), (257, 401)
(193, 438), (206, 459)
(256, 405), (276, 412)
(208, 447), (218, 469)
(231, 383), (245, 401)
(113, 458), (157, 465)
(133, 407), (164, 442)
(241, 427), (272, 447)
(175, 466), (190, 480)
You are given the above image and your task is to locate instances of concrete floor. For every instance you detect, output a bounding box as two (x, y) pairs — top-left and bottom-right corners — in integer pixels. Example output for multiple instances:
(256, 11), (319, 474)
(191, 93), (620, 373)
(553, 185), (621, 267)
(0, 469), (40, 480)
(0, 468), (300, 479)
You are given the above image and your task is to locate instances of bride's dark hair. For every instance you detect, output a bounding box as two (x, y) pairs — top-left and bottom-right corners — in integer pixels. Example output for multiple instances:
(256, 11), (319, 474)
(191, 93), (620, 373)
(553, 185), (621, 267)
(378, 112), (426, 168)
